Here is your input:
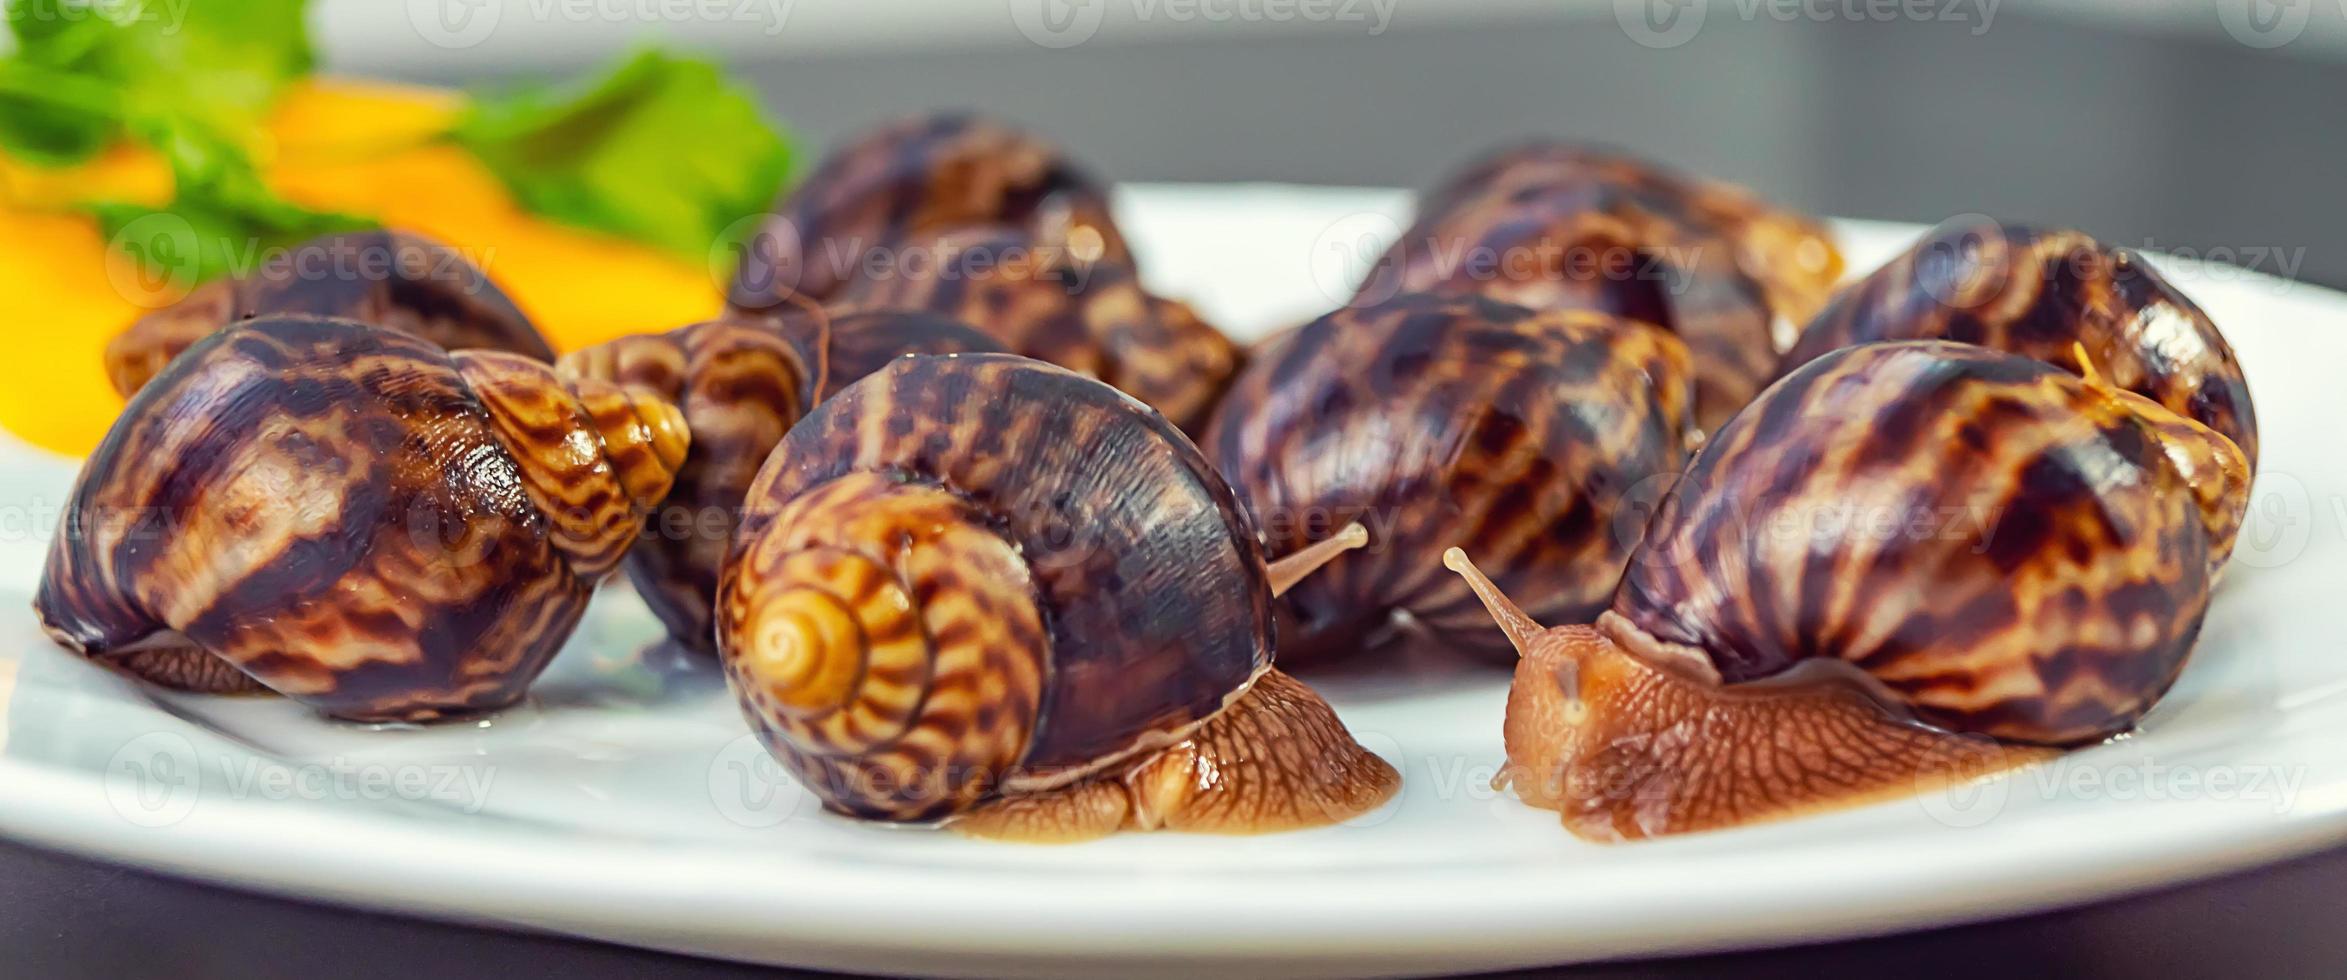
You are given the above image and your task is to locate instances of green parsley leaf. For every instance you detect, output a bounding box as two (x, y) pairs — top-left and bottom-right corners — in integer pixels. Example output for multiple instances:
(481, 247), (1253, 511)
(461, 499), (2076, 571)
(455, 48), (794, 260)
(0, 0), (315, 164)
(85, 114), (373, 287)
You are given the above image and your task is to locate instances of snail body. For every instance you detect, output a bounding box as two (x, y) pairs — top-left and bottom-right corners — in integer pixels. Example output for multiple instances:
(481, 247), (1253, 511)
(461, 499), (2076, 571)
(559, 310), (1008, 652)
(727, 113), (1129, 310)
(830, 226), (1241, 433)
(38, 316), (687, 722)
(1204, 293), (1696, 663)
(1446, 341), (2243, 840)
(107, 230), (555, 397)
(1779, 217), (2256, 559)
(1361, 144), (1843, 430)
(717, 354), (1398, 839)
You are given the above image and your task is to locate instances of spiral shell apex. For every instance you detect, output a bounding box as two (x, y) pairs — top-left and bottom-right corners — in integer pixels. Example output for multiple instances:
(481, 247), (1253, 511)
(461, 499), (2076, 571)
(37, 315), (684, 722)
(559, 311), (1008, 652)
(107, 229), (555, 397)
(719, 354), (1398, 836)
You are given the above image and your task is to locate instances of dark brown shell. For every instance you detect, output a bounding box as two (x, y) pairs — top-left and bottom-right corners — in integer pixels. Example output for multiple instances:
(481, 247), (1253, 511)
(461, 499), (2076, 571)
(1359, 144), (1842, 430)
(1778, 216), (2258, 469)
(726, 113), (1130, 309)
(1204, 293), (1696, 663)
(719, 354), (1274, 820)
(829, 226), (1242, 433)
(37, 316), (685, 722)
(558, 311), (1007, 651)
(106, 230), (554, 397)
(1614, 340), (2223, 744)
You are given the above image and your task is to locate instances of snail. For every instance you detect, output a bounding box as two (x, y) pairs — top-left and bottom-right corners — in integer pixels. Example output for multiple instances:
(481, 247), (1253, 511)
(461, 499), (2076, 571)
(1442, 340), (2246, 841)
(717, 353), (1401, 840)
(558, 308), (1007, 652)
(825, 225), (1242, 434)
(106, 229), (555, 397)
(727, 112), (1130, 310)
(36, 315), (687, 722)
(1358, 143), (1843, 430)
(1203, 292), (1697, 664)
(1778, 216), (2257, 553)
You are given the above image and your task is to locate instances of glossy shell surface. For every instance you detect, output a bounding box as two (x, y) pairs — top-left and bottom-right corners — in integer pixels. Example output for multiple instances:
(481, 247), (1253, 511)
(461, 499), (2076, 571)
(106, 230), (554, 396)
(38, 316), (682, 721)
(1360, 144), (1842, 430)
(1779, 216), (2258, 468)
(1614, 340), (2218, 744)
(831, 226), (1241, 432)
(727, 113), (1130, 309)
(1206, 293), (1696, 662)
(560, 311), (1006, 651)
(720, 354), (1274, 819)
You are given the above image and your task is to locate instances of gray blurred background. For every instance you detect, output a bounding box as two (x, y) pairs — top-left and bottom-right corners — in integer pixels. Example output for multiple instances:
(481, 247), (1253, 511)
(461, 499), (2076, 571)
(327, 0), (2347, 286)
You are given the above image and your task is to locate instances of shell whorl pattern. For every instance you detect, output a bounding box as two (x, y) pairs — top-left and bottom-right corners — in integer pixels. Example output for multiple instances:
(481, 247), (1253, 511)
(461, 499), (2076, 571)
(1204, 293), (1697, 663)
(829, 226), (1241, 433)
(1613, 341), (2214, 744)
(722, 473), (1048, 821)
(36, 315), (678, 721)
(1780, 217), (2257, 470)
(559, 320), (811, 647)
(726, 112), (1129, 310)
(107, 229), (554, 397)
(720, 354), (1275, 822)
(559, 311), (1008, 651)
(1362, 144), (1842, 430)
(456, 351), (688, 578)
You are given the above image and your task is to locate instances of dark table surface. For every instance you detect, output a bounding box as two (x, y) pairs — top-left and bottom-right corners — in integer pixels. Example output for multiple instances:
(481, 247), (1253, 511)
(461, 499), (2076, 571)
(3, 834), (2342, 979)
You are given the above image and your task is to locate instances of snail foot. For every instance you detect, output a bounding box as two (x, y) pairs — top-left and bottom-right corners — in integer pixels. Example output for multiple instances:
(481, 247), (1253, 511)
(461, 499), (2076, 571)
(1502, 619), (2056, 842)
(955, 670), (1399, 842)
(108, 640), (274, 696)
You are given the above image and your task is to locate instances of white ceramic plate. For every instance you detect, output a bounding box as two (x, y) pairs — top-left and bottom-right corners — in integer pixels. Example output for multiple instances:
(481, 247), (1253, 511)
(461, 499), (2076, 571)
(1, 186), (2342, 979)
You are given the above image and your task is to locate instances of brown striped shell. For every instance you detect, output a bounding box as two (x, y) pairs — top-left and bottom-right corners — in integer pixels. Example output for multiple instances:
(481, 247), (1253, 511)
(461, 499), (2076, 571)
(1617, 340), (2228, 743)
(726, 113), (1129, 309)
(1359, 144), (1843, 431)
(36, 315), (686, 722)
(718, 354), (1270, 821)
(106, 230), (554, 397)
(558, 310), (1007, 651)
(826, 226), (1242, 433)
(1444, 340), (2242, 840)
(1778, 217), (2258, 524)
(1203, 293), (1697, 663)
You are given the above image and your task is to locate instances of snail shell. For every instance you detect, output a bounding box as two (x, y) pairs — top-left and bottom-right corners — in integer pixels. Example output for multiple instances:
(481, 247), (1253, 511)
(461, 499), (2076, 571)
(1446, 340), (2241, 840)
(558, 310), (1007, 651)
(38, 315), (686, 722)
(1779, 216), (2257, 556)
(1204, 293), (1696, 663)
(717, 354), (1397, 838)
(726, 113), (1129, 309)
(1360, 144), (1843, 430)
(106, 230), (554, 397)
(828, 226), (1242, 433)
